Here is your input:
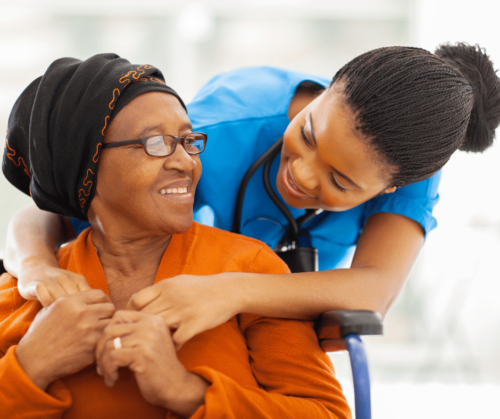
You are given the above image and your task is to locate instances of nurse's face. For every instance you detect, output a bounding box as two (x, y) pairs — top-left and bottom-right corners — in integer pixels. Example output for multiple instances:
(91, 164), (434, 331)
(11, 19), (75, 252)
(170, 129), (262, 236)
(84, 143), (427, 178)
(278, 85), (396, 212)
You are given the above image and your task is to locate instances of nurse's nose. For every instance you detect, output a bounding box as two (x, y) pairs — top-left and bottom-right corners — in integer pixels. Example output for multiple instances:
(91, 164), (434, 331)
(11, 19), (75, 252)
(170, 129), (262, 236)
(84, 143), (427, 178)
(291, 157), (319, 191)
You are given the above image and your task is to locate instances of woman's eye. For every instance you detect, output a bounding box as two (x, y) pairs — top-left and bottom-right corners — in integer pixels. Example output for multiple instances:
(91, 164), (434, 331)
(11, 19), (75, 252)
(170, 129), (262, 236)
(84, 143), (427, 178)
(300, 126), (313, 148)
(330, 173), (348, 193)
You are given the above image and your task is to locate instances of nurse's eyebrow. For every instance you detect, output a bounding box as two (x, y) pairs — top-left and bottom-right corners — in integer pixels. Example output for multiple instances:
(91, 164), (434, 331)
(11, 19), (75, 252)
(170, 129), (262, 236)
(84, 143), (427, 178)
(308, 113), (318, 147)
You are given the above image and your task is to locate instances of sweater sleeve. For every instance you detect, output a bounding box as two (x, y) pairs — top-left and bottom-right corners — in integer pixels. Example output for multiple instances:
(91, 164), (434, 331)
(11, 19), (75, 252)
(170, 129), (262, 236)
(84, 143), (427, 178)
(0, 273), (72, 418)
(188, 316), (351, 419)
(187, 247), (351, 419)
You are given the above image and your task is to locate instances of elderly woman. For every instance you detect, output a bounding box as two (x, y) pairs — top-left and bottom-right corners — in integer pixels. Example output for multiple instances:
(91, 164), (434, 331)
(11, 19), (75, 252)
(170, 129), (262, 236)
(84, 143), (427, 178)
(0, 55), (350, 418)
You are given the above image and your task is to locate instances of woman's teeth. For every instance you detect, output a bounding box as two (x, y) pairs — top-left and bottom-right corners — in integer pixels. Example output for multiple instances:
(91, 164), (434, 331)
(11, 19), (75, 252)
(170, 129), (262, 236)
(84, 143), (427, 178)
(160, 187), (188, 195)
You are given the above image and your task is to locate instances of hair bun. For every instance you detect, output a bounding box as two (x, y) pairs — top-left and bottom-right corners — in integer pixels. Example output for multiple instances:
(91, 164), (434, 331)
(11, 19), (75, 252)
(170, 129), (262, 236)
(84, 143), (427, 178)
(435, 43), (500, 152)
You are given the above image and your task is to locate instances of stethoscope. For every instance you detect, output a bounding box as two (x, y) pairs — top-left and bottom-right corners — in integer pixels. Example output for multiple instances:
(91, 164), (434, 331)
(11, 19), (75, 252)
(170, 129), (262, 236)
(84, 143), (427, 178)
(231, 137), (327, 273)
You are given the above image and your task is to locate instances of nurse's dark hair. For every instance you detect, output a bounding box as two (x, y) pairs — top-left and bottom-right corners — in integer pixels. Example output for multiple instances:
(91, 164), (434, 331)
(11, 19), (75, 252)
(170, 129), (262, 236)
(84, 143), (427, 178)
(330, 43), (500, 187)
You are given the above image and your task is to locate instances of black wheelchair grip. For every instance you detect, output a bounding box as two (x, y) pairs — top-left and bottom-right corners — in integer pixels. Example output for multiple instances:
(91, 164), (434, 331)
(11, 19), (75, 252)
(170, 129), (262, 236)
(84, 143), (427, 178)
(317, 310), (383, 340)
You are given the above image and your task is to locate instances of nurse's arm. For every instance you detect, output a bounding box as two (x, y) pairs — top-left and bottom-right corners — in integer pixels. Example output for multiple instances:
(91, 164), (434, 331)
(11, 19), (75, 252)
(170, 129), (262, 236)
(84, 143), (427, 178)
(3, 204), (88, 305)
(241, 212), (424, 319)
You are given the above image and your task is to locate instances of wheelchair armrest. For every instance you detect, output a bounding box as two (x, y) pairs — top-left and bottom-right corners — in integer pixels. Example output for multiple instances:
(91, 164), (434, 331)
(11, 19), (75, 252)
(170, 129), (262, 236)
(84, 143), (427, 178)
(316, 310), (383, 352)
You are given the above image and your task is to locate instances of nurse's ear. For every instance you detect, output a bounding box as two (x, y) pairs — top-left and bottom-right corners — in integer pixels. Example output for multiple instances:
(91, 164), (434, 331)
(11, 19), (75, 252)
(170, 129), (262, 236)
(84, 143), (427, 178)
(382, 186), (397, 194)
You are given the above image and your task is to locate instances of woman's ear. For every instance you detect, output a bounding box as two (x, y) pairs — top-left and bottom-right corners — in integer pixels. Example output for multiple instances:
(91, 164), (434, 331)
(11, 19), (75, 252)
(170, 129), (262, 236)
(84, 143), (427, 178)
(383, 186), (397, 194)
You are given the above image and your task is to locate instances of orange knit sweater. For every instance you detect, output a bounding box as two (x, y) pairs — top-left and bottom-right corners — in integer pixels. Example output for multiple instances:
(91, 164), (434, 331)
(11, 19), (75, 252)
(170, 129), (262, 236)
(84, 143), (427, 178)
(0, 222), (351, 418)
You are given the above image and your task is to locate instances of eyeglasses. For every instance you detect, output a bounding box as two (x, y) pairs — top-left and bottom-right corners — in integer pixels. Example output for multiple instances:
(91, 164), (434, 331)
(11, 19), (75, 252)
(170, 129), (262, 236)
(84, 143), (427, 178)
(101, 132), (207, 157)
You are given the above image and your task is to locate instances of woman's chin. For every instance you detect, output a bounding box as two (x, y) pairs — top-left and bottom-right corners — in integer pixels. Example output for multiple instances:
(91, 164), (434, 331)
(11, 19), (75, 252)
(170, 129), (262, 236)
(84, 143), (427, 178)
(159, 213), (194, 236)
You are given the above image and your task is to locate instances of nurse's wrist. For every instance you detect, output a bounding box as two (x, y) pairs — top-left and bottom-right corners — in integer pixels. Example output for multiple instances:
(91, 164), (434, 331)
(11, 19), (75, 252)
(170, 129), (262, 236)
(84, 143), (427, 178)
(235, 273), (262, 314)
(215, 272), (248, 315)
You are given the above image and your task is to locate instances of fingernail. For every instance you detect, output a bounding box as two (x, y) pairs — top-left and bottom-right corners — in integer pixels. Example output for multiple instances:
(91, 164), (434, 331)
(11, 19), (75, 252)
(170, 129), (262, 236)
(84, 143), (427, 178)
(96, 366), (102, 375)
(105, 379), (114, 387)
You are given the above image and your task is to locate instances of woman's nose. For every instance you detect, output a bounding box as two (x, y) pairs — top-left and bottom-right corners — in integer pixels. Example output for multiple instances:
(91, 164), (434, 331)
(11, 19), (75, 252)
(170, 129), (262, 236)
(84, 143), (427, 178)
(292, 157), (319, 191)
(164, 144), (198, 173)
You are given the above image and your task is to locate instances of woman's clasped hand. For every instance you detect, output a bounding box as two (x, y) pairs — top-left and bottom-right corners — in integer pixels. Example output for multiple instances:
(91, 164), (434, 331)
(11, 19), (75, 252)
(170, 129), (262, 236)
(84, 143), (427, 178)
(95, 310), (208, 414)
(15, 285), (209, 416)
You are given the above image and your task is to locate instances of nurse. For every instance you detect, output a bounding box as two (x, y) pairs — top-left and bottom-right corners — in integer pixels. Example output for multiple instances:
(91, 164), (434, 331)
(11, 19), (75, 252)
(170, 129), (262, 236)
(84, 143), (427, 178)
(4, 43), (500, 347)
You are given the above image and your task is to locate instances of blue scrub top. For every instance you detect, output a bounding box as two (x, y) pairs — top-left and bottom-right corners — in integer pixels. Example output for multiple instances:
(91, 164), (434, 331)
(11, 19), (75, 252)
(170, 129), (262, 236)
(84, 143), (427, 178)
(70, 66), (441, 271)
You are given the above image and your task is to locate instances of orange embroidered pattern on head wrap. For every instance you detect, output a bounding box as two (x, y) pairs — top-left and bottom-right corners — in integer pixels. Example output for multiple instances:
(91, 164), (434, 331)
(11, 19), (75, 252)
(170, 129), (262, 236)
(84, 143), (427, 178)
(5, 139), (30, 178)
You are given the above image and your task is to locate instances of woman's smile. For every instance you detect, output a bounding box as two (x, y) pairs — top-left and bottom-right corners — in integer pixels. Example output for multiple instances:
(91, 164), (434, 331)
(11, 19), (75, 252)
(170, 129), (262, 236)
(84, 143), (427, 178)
(158, 188), (193, 203)
(158, 179), (193, 203)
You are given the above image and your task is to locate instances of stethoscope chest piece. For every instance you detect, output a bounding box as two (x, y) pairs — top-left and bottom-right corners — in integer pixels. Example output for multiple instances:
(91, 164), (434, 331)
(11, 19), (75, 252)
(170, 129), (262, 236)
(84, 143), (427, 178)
(275, 243), (318, 273)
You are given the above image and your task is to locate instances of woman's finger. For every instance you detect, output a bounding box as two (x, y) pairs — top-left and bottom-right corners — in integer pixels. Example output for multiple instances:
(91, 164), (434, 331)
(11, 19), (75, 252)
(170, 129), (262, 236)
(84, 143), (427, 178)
(97, 331), (151, 383)
(109, 309), (145, 325)
(99, 347), (137, 387)
(96, 322), (138, 361)
(91, 302), (116, 320)
(96, 311), (147, 357)
(126, 286), (162, 311)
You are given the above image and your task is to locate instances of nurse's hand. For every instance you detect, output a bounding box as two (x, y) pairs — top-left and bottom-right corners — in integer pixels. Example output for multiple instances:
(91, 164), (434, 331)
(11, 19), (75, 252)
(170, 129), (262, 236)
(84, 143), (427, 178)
(96, 310), (208, 417)
(17, 259), (91, 307)
(126, 273), (241, 348)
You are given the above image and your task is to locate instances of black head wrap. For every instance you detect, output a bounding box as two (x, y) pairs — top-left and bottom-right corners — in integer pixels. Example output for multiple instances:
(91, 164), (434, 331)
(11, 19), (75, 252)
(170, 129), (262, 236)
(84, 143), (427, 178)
(2, 53), (186, 221)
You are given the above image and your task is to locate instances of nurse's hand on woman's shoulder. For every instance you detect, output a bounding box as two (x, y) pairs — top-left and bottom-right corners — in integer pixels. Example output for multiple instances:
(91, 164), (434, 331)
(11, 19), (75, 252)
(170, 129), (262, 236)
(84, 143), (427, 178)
(127, 273), (240, 349)
(15, 289), (115, 391)
(17, 261), (91, 306)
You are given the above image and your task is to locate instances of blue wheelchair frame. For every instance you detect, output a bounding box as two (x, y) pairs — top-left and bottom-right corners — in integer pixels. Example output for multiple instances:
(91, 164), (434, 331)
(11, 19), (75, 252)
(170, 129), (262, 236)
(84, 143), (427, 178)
(316, 310), (383, 419)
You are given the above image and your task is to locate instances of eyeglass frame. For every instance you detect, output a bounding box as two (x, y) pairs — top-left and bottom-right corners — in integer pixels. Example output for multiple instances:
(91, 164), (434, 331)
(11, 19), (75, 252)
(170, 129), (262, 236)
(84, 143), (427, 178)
(101, 132), (208, 157)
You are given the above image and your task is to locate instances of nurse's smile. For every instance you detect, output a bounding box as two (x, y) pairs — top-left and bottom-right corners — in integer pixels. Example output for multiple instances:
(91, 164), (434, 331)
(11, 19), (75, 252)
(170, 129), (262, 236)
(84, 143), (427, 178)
(281, 165), (314, 199)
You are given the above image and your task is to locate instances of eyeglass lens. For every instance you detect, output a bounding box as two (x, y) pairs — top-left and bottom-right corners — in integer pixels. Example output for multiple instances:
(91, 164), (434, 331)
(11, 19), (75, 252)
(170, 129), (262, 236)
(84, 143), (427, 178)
(146, 133), (205, 157)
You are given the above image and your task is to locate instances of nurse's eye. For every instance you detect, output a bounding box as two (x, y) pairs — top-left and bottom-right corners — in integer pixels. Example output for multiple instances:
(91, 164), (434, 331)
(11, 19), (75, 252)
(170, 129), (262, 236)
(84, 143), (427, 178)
(300, 126), (313, 148)
(330, 173), (348, 193)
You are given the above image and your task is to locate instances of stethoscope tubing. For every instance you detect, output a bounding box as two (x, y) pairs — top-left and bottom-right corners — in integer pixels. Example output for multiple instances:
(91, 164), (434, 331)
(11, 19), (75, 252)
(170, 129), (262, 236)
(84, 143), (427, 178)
(232, 136), (325, 247)
(232, 137), (286, 234)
